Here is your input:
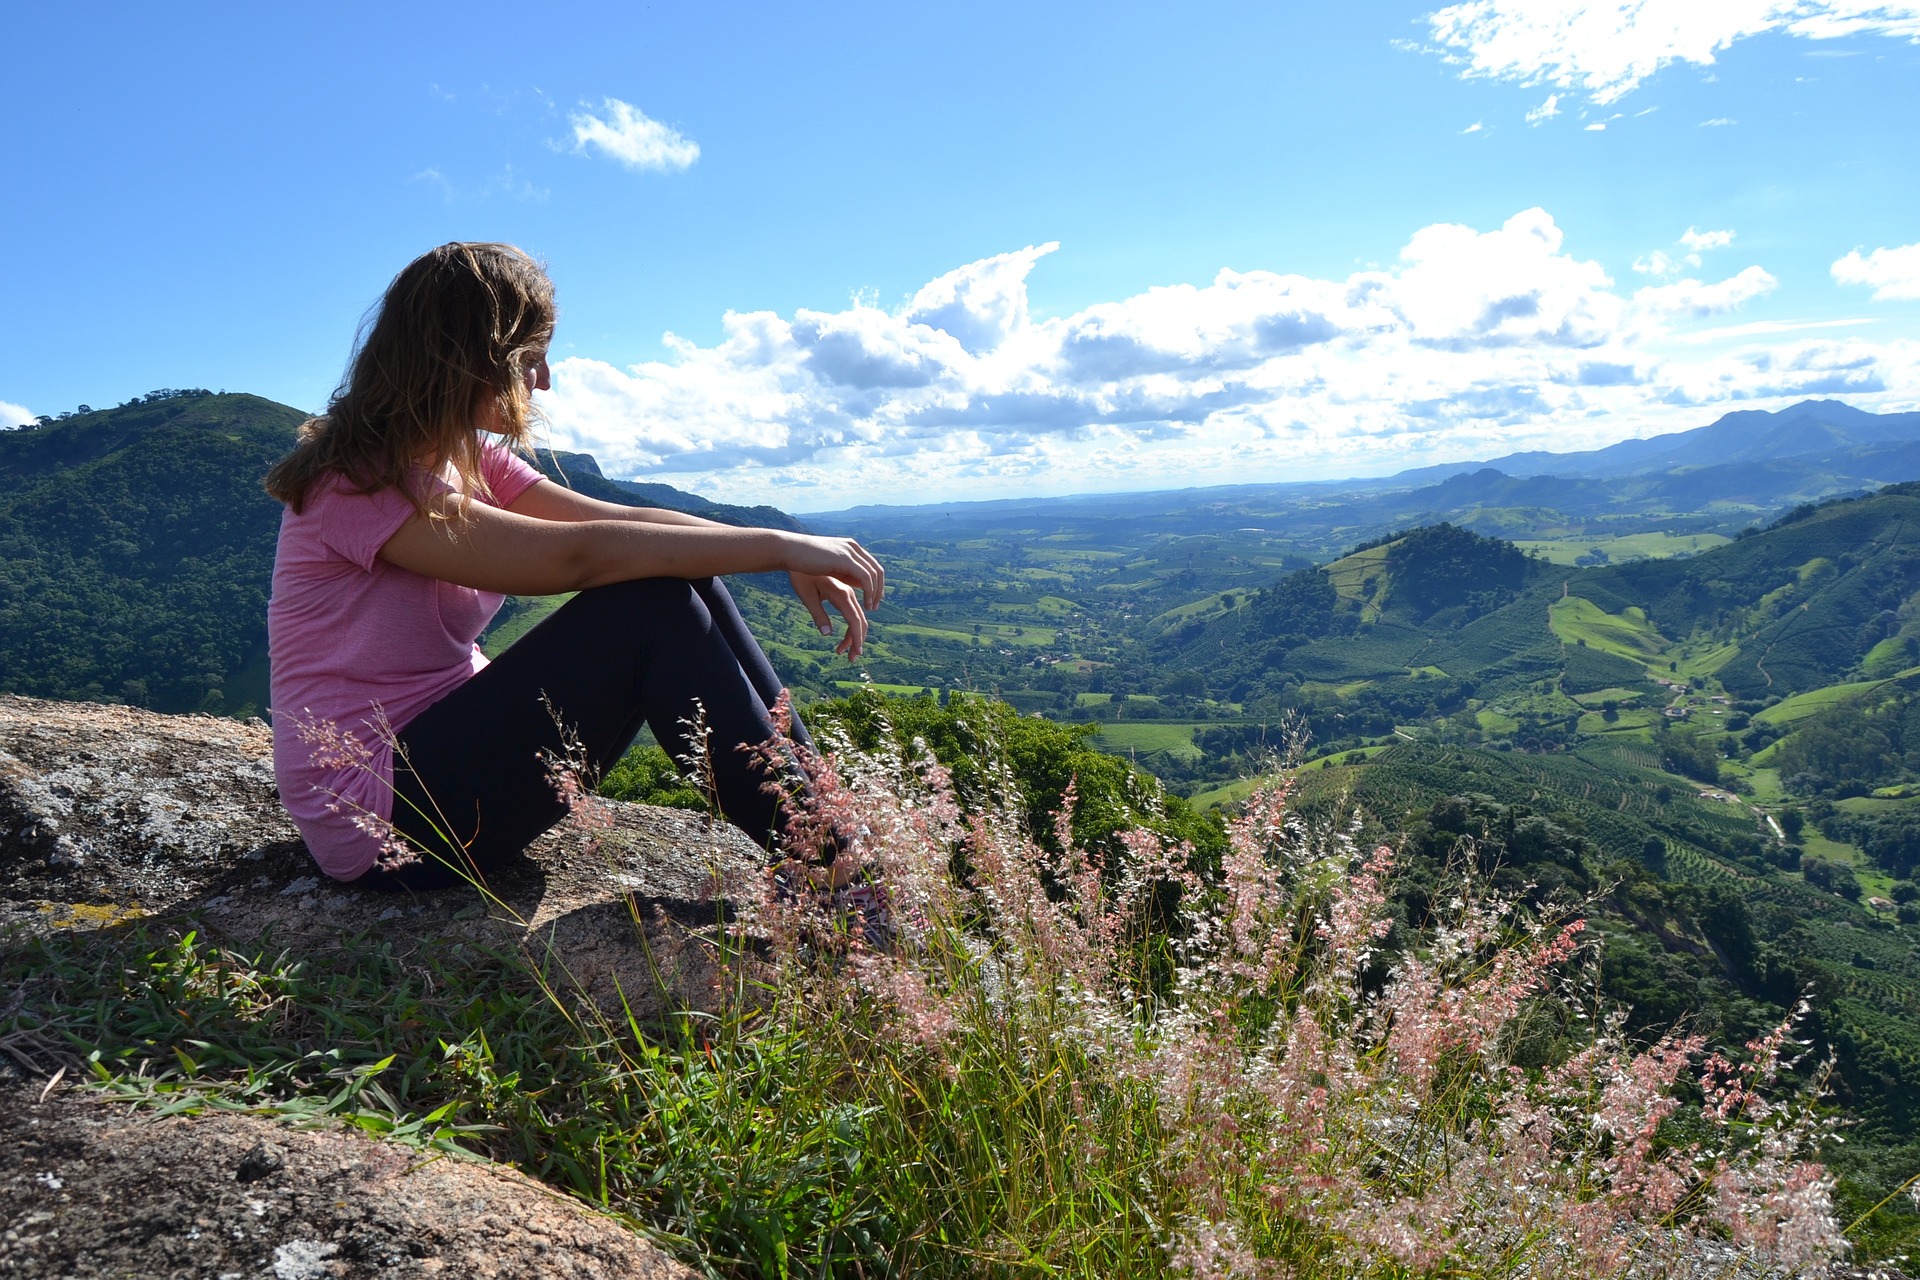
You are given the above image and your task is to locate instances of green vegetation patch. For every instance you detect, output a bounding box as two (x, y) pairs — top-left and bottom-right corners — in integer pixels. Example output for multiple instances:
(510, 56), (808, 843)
(1549, 597), (1669, 662)
(1092, 721), (1204, 762)
(1755, 679), (1887, 726)
(1517, 532), (1732, 566)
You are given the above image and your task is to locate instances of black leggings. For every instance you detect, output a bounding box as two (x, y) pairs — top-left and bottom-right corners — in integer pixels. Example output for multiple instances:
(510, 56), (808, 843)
(356, 576), (813, 892)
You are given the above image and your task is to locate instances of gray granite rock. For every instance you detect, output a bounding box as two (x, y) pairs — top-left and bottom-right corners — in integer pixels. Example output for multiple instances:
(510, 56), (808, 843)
(0, 693), (768, 1020)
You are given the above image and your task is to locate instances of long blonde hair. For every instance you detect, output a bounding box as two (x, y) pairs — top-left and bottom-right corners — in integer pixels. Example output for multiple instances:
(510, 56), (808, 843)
(265, 242), (555, 514)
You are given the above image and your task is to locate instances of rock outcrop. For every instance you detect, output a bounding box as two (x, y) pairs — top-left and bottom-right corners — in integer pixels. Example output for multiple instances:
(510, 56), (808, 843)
(0, 694), (769, 1279)
(0, 694), (765, 1016)
(0, 1085), (694, 1279)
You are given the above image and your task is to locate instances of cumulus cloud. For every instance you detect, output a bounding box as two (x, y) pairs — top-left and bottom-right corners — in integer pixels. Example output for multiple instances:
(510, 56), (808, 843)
(1525, 93), (1562, 123)
(1681, 227), (1734, 252)
(1834, 242), (1920, 301)
(0, 400), (33, 429)
(1636, 226), (1736, 277)
(569, 98), (699, 172)
(1422, 0), (1920, 105)
(533, 210), (1916, 507)
(1634, 265), (1778, 317)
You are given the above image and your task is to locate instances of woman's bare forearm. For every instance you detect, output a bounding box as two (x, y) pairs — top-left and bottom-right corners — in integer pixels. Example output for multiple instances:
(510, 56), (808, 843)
(506, 478), (729, 529)
(379, 501), (884, 605)
(561, 520), (796, 591)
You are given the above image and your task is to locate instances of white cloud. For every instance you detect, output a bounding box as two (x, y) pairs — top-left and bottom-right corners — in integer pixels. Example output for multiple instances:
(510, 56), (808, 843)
(1634, 265), (1778, 318)
(0, 400), (33, 429)
(1700, 117), (1737, 126)
(1680, 227), (1734, 252)
(532, 211), (1917, 508)
(1834, 242), (1920, 301)
(1461, 120), (1485, 133)
(1525, 93), (1562, 123)
(1636, 226), (1737, 277)
(568, 98), (699, 172)
(1670, 316), (1873, 344)
(1422, 0), (1920, 105)
(1584, 122), (1607, 130)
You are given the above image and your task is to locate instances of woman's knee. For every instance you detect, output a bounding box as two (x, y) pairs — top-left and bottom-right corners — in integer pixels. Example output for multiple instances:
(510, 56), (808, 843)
(577, 577), (714, 631)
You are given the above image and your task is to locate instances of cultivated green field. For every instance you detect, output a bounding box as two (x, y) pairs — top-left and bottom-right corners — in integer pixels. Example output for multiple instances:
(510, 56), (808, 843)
(1092, 721), (1205, 761)
(1517, 532), (1732, 565)
(1548, 597), (1668, 661)
(1756, 678), (1889, 726)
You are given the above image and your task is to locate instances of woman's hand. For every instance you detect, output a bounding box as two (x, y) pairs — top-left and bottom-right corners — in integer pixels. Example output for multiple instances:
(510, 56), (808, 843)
(783, 535), (884, 659)
(790, 572), (869, 658)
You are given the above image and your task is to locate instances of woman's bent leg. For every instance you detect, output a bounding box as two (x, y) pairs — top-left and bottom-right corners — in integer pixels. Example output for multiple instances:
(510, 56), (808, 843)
(691, 577), (816, 753)
(359, 577), (803, 891)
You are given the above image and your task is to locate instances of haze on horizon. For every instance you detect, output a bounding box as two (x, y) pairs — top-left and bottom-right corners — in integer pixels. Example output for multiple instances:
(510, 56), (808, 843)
(4, 2), (1918, 509)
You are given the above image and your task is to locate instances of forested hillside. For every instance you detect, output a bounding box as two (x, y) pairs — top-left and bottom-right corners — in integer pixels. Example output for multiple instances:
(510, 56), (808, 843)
(0, 392), (302, 713)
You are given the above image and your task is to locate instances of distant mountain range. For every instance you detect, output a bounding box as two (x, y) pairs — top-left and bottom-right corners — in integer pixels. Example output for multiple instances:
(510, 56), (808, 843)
(811, 399), (1920, 555)
(1385, 399), (1920, 484)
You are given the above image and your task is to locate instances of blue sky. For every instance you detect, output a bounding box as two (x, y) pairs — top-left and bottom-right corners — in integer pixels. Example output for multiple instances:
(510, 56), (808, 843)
(4, 1), (1918, 508)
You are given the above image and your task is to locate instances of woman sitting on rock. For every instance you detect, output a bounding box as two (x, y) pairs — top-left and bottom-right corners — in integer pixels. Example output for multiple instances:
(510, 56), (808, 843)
(264, 241), (883, 892)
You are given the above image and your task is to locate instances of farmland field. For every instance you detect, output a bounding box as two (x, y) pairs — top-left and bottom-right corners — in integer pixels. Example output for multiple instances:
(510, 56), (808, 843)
(1548, 597), (1668, 661)
(1517, 532), (1732, 565)
(1093, 721), (1204, 761)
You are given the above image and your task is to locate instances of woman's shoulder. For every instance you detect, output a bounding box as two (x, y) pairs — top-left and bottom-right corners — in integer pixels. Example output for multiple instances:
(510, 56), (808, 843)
(280, 471), (421, 571)
(478, 443), (544, 506)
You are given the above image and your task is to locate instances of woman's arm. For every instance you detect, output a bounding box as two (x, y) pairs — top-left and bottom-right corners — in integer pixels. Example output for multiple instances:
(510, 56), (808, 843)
(505, 477), (725, 528)
(377, 495), (885, 655)
(502, 478), (881, 656)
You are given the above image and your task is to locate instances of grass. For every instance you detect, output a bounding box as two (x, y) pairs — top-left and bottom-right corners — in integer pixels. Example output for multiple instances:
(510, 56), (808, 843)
(1755, 680), (1884, 726)
(1092, 721), (1203, 761)
(1547, 597), (1668, 662)
(884, 622), (1057, 647)
(0, 737), (1860, 1278)
(1475, 709), (1520, 735)
(481, 593), (572, 656)
(1835, 795), (1920, 817)
(833, 680), (940, 698)
(1188, 776), (1258, 810)
(1754, 668), (1920, 727)
(1302, 743), (1390, 771)
(1322, 544), (1392, 618)
(1516, 532), (1732, 566)
(7, 752), (1850, 1280)
(1571, 687), (1646, 707)
(1675, 640), (1744, 680)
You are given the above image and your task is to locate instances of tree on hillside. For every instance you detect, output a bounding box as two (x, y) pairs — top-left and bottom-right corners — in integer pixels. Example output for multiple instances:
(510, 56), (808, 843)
(1251, 566), (1348, 640)
(1383, 523), (1531, 619)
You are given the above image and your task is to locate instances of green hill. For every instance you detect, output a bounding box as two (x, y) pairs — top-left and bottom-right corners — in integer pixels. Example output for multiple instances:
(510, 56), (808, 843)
(0, 392), (303, 712)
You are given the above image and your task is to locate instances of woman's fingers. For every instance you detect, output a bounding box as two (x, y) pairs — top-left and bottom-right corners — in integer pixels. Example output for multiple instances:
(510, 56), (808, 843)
(836, 539), (883, 606)
(824, 577), (869, 657)
(787, 571), (869, 657)
(808, 536), (884, 608)
(789, 572), (834, 635)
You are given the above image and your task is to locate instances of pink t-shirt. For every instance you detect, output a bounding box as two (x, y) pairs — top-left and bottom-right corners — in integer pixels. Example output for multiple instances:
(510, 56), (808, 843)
(268, 445), (544, 880)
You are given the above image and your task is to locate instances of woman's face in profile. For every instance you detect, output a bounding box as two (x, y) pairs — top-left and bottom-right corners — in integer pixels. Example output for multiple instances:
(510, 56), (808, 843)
(524, 354), (551, 395)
